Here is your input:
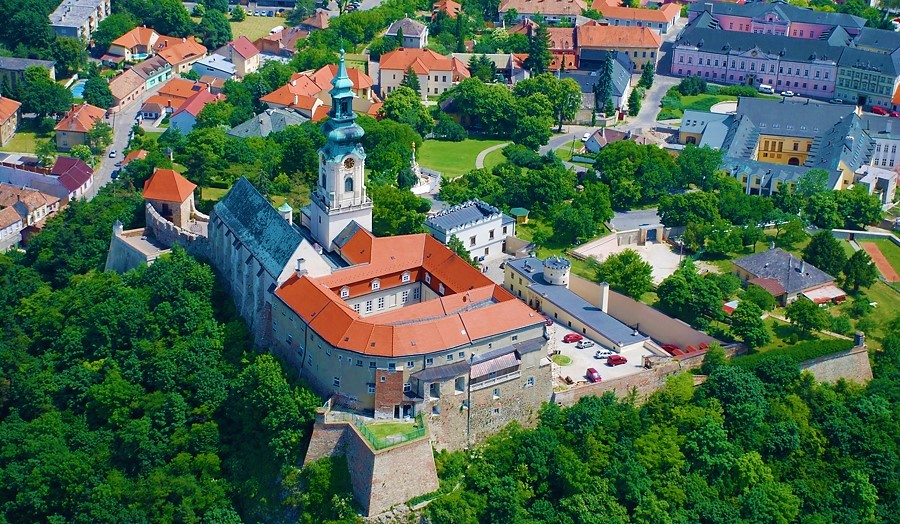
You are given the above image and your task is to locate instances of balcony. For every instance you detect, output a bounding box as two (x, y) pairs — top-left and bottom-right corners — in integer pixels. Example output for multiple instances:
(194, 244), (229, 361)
(470, 370), (521, 391)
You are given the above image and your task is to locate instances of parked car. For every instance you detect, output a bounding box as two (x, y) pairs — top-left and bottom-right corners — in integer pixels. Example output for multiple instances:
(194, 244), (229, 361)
(581, 132), (591, 142)
(872, 106), (889, 115)
(586, 368), (601, 383)
(108, 150), (117, 158)
(829, 98), (844, 104)
(606, 354), (628, 366)
(542, 315), (554, 326)
(890, 111), (900, 118)
(576, 339), (595, 349)
(111, 169), (120, 180)
(780, 91), (794, 97)
(594, 348), (613, 359)
(563, 333), (583, 343)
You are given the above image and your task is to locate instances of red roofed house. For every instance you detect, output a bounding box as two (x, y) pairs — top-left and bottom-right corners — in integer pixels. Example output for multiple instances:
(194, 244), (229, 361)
(379, 48), (470, 100)
(50, 156), (95, 200)
(105, 26), (160, 63)
(260, 64), (379, 121)
(140, 78), (210, 120)
(121, 149), (148, 168)
(169, 89), (226, 134)
(254, 27), (308, 57)
(498, 0), (588, 24)
(55, 103), (106, 151)
(593, 0), (682, 35)
(0, 96), (21, 146)
(576, 21), (662, 71)
(299, 9), (330, 31)
(432, 0), (461, 21)
(0, 183), (60, 248)
(155, 35), (208, 74)
(215, 36), (260, 78)
(143, 167), (197, 228)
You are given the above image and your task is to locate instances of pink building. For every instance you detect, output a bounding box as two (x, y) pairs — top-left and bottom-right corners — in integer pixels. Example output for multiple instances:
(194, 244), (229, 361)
(688, 1), (866, 39)
(672, 26), (840, 98)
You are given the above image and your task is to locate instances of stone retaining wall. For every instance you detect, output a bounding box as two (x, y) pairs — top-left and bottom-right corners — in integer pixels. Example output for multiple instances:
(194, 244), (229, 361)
(800, 346), (873, 384)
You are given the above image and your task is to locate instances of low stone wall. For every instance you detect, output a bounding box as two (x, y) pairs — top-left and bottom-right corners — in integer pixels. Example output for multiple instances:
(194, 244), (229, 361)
(832, 229), (900, 246)
(145, 204), (208, 256)
(553, 360), (683, 406)
(569, 233), (617, 261)
(800, 346), (873, 384)
(104, 229), (169, 273)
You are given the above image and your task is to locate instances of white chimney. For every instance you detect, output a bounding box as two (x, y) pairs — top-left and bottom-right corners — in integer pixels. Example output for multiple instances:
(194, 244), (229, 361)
(112, 219), (123, 237)
(799, 259), (805, 273)
(296, 257), (306, 275)
(599, 282), (609, 313)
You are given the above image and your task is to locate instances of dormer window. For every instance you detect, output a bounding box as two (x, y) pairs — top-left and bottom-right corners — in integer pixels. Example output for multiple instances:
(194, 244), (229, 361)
(340, 286), (350, 298)
(438, 283), (445, 295)
(401, 271), (411, 283)
(372, 279), (381, 291)
(425, 273), (431, 284)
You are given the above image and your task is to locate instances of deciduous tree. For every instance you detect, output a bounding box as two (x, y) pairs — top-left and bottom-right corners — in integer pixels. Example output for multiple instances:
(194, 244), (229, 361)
(730, 301), (770, 349)
(785, 297), (828, 335)
(82, 74), (114, 109)
(843, 249), (878, 292)
(592, 248), (653, 299)
(802, 231), (847, 277)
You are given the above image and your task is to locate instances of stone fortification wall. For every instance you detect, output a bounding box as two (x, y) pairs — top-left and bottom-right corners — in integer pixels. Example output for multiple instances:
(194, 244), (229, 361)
(145, 204), (208, 256)
(800, 346), (873, 384)
(104, 230), (168, 273)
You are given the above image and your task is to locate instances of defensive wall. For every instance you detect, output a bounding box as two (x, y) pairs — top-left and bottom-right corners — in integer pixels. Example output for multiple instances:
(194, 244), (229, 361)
(145, 203), (208, 257)
(799, 345), (873, 384)
(831, 228), (900, 246)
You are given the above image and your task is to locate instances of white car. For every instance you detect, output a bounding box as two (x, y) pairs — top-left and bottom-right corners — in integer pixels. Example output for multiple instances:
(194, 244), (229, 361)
(594, 348), (613, 359)
(576, 339), (595, 349)
(581, 132), (591, 142)
(780, 91), (795, 97)
(108, 150), (117, 158)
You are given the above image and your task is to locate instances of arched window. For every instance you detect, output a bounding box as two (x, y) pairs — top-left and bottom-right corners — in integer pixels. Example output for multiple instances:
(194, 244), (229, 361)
(340, 286), (350, 298)
(371, 279), (380, 291)
(344, 177), (353, 192)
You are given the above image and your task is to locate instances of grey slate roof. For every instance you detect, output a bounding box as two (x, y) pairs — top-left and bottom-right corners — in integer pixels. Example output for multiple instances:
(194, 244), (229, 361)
(0, 57), (55, 72)
(675, 25), (844, 64)
(688, 1), (866, 29)
(507, 257), (648, 347)
(410, 360), (470, 382)
(386, 18), (428, 37)
(733, 247), (835, 295)
(680, 110), (731, 145)
(426, 199), (505, 232)
(854, 27), (900, 53)
(837, 46), (900, 76)
(227, 108), (309, 139)
(211, 177), (302, 278)
(734, 97), (856, 139)
(860, 114), (900, 140)
(562, 50), (631, 98)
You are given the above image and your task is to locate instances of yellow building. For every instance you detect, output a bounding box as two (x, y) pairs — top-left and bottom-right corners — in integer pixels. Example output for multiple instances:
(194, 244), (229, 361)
(755, 135), (813, 166)
(575, 22), (661, 71)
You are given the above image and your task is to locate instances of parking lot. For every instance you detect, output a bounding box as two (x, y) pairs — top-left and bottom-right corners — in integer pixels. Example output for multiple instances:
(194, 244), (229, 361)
(547, 322), (654, 387)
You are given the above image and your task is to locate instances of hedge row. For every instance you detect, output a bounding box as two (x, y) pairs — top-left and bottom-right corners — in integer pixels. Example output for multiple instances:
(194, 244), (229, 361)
(732, 338), (856, 369)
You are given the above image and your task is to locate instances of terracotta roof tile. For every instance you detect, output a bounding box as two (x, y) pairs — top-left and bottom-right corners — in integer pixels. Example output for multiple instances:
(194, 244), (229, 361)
(111, 26), (158, 49)
(576, 22), (661, 48)
(380, 48), (471, 80)
(156, 36), (207, 67)
(143, 168), (196, 202)
(301, 9), (330, 29)
(121, 149), (148, 167)
(0, 97), (21, 122)
(500, 0), (588, 15)
(171, 90), (225, 118)
(54, 103), (105, 134)
(0, 206), (22, 229)
(109, 69), (144, 101)
(228, 35), (259, 60)
(593, 2), (681, 23)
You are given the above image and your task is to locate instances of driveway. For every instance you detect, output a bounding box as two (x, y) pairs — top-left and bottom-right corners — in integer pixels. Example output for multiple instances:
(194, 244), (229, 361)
(87, 82), (164, 199)
(622, 73), (680, 132)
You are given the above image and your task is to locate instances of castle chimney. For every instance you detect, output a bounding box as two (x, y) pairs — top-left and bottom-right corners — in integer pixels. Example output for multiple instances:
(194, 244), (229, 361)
(599, 282), (610, 313)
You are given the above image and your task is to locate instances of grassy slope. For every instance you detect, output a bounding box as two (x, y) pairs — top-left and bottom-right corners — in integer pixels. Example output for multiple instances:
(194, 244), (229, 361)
(416, 138), (508, 179)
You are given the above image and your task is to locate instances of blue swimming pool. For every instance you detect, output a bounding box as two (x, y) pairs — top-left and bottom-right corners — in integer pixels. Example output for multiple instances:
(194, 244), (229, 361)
(70, 79), (86, 98)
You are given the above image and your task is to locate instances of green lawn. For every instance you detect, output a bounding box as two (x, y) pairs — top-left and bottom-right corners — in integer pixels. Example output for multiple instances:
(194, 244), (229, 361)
(555, 140), (595, 166)
(859, 239), (900, 276)
(417, 138), (509, 179)
(144, 131), (164, 142)
(365, 421), (417, 440)
(481, 147), (506, 171)
(700, 228), (813, 274)
(659, 94), (738, 120)
(192, 15), (285, 42)
(830, 280), (899, 348)
(515, 218), (607, 280)
(840, 239), (857, 259)
(1, 118), (52, 154)
(201, 187), (228, 201)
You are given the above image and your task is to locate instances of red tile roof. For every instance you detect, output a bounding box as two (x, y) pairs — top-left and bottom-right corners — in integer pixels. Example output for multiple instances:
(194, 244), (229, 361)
(171, 89), (225, 118)
(380, 48), (470, 80)
(593, 2), (681, 23)
(156, 36), (207, 67)
(0, 96), (21, 122)
(228, 35), (259, 60)
(500, 0), (588, 16)
(111, 26), (158, 49)
(54, 103), (106, 134)
(276, 231), (542, 358)
(121, 149), (148, 167)
(576, 21), (662, 48)
(143, 168), (196, 202)
(0, 206), (22, 229)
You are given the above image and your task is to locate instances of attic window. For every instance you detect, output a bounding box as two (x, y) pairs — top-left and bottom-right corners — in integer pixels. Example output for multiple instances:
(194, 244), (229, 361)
(340, 286), (350, 298)
(371, 279), (381, 291)
(401, 271), (411, 283)
(425, 273), (432, 284)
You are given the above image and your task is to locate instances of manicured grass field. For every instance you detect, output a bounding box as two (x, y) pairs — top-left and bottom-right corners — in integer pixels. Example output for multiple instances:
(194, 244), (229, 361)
(365, 421), (417, 440)
(551, 354), (573, 366)
(416, 138), (509, 179)
(191, 15), (285, 42)
(201, 187), (228, 201)
(0, 118), (52, 154)
(860, 239), (900, 275)
(659, 94), (738, 120)
(481, 147), (506, 171)
(515, 218), (607, 280)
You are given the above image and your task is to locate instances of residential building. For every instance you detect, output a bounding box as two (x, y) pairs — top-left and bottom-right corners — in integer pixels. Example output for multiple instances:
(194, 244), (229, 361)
(834, 47), (900, 108)
(0, 57), (55, 92)
(50, 156), (95, 200)
(49, 0), (110, 40)
(199, 75), (226, 94)
(584, 128), (646, 154)
(425, 200), (515, 261)
(505, 256), (651, 353)
(131, 54), (173, 89)
(228, 108), (309, 139)
(576, 22), (661, 71)
(679, 98), (874, 195)
(451, 53), (529, 84)
(498, 0), (588, 24)
(169, 90), (225, 135)
(733, 247), (846, 305)
(109, 55), (173, 112)
(54, 103), (106, 151)
(853, 27), (900, 54)
(0, 157), (93, 202)
(432, 0), (461, 21)
(254, 27), (309, 57)
(261, 64), (379, 121)
(104, 26), (159, 64)
(379, 48), (470, 100)
(139, 78), (210, 119)
(215, 36), (260, 78)
(0, 206), (23, 250)
(121, 149), (148, 168)
(0, 183), (60, 249)
(299, 9), (330, 31)
(192, 54), (237, 80)
(596, 2), (682, 34)
(0, 97), (21, 147)
(386, 18), (429, 49)
(687, 1), (866, 38)
(854, 164), (897, 205)
(155, 36), (207, 74)
(560, 49), (633, 113)
(860, 114), (900, 169)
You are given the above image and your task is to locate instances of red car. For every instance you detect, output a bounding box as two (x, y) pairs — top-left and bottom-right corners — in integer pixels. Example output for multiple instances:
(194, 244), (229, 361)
(586, 367), (601, 383)
(563, 333), (583, 343)
(872, 106), (889, 116)
(606, 354), (628, 366)
(890, 111), (900, 119)
(543, 316), (554, 326)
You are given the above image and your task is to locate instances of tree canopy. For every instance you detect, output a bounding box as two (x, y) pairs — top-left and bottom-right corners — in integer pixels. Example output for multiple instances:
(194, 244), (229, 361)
(592, 249), (653, 299)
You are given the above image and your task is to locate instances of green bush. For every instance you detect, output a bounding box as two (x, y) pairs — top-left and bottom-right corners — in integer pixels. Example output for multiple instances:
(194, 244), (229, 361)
(209, 180), (230, 189)
(718, 85), (759, 97)
(733, 338), (855, 369)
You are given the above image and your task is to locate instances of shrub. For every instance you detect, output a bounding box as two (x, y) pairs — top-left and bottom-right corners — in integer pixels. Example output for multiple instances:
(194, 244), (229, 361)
(209, 180), (229, 189)
(432, 114), (466, 141)
(733, 338), (855, 369)
(830, 314), (852, 336)
(677, 76), (707, 96)
(718, 86), (759, 97)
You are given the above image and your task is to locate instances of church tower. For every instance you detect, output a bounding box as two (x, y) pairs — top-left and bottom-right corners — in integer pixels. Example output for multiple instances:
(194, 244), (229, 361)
(308, 49), (373, 251)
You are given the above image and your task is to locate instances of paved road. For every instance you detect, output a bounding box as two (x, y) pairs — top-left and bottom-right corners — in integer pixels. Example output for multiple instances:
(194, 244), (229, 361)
(87, 82), (164, 199)
(474, 142), (509, 169)
(623, 74), (680, 132)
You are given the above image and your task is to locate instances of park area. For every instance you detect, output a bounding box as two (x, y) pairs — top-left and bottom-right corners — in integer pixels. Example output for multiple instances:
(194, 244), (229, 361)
(416, 138), (508, 179)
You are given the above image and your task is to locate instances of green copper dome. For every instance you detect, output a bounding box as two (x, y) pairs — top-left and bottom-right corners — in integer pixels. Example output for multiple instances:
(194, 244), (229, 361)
(321, 48), (365, 156)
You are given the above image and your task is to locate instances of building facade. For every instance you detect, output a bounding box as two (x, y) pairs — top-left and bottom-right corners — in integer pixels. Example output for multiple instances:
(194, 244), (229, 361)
(379, 48), (470, 100)
(0, 97), (21, 147)
(576, 22), (661, 72)
(54, 103), (106, 151)
(498, 0), (587, 24)
(687, 1), (866, 39)
(425, 200), (515, 261)
(49, 0), (110, 40)
(0, 58), (55, 92)
(215, 36), (260, 78)
(386, 18), (429, 49)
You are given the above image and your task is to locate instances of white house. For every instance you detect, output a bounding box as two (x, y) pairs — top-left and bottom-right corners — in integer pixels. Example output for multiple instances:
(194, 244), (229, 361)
(425, 199), (515, 261)
(385, 18), (429, 49)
